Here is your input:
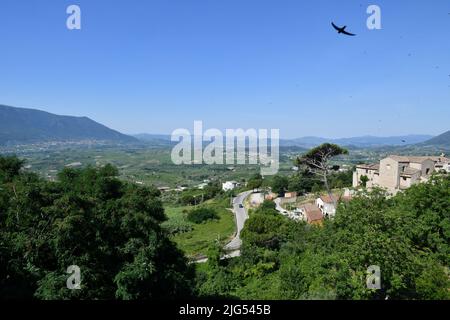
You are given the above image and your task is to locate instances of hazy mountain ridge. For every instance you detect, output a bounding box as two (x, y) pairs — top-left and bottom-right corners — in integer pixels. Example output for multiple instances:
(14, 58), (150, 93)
(1, 104), (444, 149)
(134, 133), (435, 148)
(420, 130), (450, 146)
(284, 135), (434, 148)
(0, 105), (138, 146)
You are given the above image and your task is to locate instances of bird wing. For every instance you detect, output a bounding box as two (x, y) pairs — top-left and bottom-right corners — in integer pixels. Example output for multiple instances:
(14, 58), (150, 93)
(331, 22), (340, 31)
(341, 29), (356, 36)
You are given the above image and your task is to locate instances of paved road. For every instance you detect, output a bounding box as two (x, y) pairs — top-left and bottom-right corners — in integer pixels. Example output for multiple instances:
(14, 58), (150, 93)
(224, 190), (253, 251)
(192, 190), (252, 264)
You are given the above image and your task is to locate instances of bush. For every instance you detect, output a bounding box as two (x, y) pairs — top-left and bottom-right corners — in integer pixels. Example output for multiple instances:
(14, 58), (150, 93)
(187, 207), (219, 224)
(162, 217), (193, 235)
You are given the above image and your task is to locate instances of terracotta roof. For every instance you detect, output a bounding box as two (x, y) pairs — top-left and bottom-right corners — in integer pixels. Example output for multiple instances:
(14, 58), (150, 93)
(319, 194), (352, 203)
(301, 204), (323, 223)
(307, 212), (323, 223)
(319, 195), (336, 203)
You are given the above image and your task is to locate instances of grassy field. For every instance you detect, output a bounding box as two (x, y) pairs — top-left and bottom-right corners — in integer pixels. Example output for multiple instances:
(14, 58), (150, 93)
(164, 198), (236, 257)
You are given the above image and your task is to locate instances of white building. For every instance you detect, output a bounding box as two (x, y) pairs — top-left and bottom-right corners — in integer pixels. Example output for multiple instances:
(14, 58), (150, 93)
(429, 155), (450, 173)
(222, 181), (240, 191)
(316, 195), (336, 218)
(197, 183), (209, 190)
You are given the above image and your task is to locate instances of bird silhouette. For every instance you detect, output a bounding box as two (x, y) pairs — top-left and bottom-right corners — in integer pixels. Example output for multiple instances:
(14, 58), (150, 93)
(332, 22), (356, 36)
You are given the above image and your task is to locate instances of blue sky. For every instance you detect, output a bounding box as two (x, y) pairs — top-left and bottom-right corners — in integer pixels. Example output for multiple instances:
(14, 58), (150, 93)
(0, 0), (449, 138)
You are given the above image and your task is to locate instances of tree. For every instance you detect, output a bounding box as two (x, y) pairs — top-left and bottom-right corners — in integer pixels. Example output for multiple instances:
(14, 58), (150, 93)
(360, 175), (369, 187)
(0, 156), (25, 182)
(270, 175), (289, 196)
(187, 207), (219, 224)
(288, 169), (322, 194)
(296, 144), (348, 206)
(0, 156), (194, 300)
(247, 174), (263, 191)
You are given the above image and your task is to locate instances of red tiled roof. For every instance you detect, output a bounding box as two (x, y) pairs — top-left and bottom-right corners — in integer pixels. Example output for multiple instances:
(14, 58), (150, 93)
(319, 195), (335, 203)
(320, 194), (352, 203)
(301, 204), (323, 223)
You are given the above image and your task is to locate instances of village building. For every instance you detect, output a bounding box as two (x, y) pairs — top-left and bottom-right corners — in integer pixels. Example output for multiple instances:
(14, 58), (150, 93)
(222, 181), (240, 191)
(353, 155), (449, 194)
(300, 203), (323, 225)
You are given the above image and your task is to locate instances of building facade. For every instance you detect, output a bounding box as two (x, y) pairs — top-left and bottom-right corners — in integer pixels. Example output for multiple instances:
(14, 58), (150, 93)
(353, 155), (448, 194)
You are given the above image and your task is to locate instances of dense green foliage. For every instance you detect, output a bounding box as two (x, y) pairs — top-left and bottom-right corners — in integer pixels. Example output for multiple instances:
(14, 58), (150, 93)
(287, 169), (353, 195)
(270, 175), (289, 196)
(247, 174), (263, 191)
(179, 182), (223, 206)
(0, 156), (193, 300)
(196, 175), (450, 300)
(187, 207), (219, 224)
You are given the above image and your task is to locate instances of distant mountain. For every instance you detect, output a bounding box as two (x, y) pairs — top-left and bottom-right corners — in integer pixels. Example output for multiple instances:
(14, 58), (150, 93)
(134, 133), (171, 142)
(282, 135), (434, 148)
(133, 134), (173, 147)
(134, 133), (434, 149)
(420, 130), (450, 146)
(0, 105), (138, 146)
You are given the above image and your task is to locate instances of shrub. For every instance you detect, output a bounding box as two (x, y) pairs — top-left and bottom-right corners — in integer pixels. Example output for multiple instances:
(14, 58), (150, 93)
(187, 207), (219, 224)
(162, 217), (193, 235)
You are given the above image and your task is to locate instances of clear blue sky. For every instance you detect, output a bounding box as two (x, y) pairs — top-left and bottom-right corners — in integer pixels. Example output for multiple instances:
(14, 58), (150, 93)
(0, 0), (449, 138)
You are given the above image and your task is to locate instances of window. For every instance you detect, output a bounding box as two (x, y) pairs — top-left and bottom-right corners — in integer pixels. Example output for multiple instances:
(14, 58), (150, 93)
(403, 177), (407, 181)
(426, 168), (430, 175)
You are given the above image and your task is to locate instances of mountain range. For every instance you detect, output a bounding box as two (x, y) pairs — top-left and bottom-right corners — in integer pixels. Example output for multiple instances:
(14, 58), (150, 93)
(279, 135), (435, 148)
(419, 130), (450, 147)
(0, 105), (137, 146)
(0, 105), (448, 149)
(133, 133), (438, 149)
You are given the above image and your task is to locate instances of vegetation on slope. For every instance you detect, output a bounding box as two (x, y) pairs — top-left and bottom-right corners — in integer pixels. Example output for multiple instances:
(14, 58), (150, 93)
(0, 156), (193, 299)
(196, 175), (450, 300)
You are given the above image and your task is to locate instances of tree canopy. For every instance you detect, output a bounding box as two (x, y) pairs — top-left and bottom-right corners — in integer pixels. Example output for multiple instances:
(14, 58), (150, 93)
(0, 156), (194, 300)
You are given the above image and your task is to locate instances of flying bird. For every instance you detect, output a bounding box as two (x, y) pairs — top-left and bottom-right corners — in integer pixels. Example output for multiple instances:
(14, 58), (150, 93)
(332, 22), (356, 36)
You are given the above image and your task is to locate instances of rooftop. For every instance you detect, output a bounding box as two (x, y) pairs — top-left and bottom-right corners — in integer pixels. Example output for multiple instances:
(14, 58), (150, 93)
(301, 204), (323, 223)
(387, 155), (433, 163)
(356, 163), (380, 171)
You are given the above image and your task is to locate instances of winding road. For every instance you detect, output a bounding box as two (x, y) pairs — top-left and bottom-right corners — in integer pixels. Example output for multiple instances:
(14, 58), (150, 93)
(193, 190), (252, 263)
(224, 190), (253, 251)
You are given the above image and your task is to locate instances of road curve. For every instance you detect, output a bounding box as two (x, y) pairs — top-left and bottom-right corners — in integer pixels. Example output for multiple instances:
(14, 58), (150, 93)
(224, 190), (253, 251)
(190, 190), (252, 263)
